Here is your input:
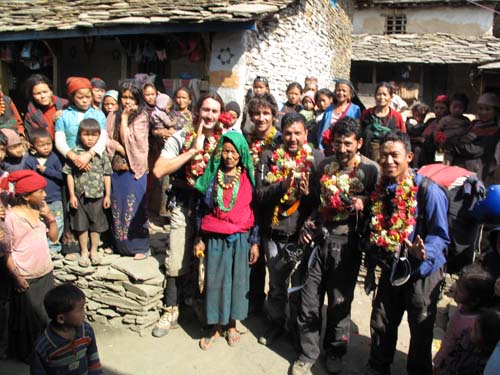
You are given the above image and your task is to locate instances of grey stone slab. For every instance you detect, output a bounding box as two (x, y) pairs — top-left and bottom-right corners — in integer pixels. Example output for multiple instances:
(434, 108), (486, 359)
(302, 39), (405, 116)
(111, 256), (162, 281)
(98, 308), (121, 318)
(122, 282), (163, 298)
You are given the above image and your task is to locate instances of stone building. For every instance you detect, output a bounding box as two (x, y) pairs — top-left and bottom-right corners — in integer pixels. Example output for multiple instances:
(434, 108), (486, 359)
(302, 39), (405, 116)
(352, 0), (500, 109)
(0, 0), (355, 112)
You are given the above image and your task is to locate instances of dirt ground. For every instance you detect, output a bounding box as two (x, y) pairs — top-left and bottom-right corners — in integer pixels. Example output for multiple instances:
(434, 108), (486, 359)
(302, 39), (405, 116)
(2, 278), (413, 375)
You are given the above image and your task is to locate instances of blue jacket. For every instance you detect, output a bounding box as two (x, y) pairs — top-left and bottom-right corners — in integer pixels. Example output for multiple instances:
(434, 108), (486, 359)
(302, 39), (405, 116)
(317, 103), (361, 148)
(25, 152), (64, 203)
(55, 105), (106, 149)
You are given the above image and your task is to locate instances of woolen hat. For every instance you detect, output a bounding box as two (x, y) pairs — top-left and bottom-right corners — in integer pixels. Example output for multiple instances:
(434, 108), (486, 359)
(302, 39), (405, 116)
(66, 77), (92, 96)
(90, 77), (106, 90)
(0, 128), (22, 147)
(303, 90), (316, 105)
(225, 101), (241, 118)
(8, 170), (47, 194)
(103, 90), (118, 103)
(434, 94), (449, 104)
(477, 92), (500, 109)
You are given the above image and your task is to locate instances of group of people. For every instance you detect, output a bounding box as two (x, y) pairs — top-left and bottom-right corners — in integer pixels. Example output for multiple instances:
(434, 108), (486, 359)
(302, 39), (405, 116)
(0, 72), (499, 375)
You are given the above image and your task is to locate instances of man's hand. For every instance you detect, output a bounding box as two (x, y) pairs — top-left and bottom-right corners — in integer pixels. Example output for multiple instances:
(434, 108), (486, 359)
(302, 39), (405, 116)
(299, 219), (316, 246)
(404, 235), (426, 260)
(193, 121), (206, 152)
(299, 171), (310, 196)
(351, 196), (364, 212)
(249, 244), (259, 265)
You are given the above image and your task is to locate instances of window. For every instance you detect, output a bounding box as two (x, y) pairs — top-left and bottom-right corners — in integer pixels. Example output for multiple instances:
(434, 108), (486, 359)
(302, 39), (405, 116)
(385, 15), (407, 35)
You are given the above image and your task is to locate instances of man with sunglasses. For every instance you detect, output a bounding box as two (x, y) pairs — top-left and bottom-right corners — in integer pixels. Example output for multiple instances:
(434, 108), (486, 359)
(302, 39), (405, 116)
(366, 131), (449, 375)
(292, 118), (379, 375)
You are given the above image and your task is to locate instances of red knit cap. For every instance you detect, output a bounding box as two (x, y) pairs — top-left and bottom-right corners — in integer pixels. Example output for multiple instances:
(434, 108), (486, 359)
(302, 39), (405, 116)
(434, 95), (449, 104)
(66, 77), (92, 96)
(8, 170), (47, 194)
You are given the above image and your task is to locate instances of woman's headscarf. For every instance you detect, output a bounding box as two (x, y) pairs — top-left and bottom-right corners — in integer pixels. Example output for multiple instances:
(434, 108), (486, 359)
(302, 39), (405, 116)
(194, 131), (254, 194)
(103, 90), (118, 103)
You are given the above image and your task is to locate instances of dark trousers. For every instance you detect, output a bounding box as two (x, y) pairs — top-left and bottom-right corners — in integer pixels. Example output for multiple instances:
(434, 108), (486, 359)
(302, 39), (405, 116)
(264, 236), (306, 330)
(249, 242), (266, 310)
(298, 235), (362, 363)
(369, 269), (443, 375)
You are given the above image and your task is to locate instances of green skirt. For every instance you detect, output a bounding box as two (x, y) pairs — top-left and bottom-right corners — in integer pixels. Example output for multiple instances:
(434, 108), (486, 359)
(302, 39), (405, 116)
(205, 232), (250, 325)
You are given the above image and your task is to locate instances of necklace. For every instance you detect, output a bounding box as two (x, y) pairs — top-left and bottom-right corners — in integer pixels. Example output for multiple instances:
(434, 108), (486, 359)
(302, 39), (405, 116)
(248, 127), (277, 166)
(265, 143), (314, 225)
(320, 157), (364, 222)
(216, 167), (241, 212)
(182, 125), (222, 187)
(369, 174), (418, 253)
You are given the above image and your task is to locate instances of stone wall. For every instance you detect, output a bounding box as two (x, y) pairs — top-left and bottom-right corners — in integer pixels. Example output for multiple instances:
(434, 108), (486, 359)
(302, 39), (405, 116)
(53, 253), (165, 336)
(211, 0), (354, 108)
(244, 0), (354, 104)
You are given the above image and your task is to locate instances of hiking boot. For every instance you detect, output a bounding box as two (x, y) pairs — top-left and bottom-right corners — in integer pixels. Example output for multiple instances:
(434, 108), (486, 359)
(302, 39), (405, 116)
(152, 306), (179, 337)
(325, 355), (343, 374)
(291, 359), (313, 375)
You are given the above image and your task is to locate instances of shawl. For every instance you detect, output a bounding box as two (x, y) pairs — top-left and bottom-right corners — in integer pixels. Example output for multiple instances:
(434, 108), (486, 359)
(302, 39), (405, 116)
(24, 95), (69, 140)
(106, 111), (149, 179)
(194, 131), (254, 195)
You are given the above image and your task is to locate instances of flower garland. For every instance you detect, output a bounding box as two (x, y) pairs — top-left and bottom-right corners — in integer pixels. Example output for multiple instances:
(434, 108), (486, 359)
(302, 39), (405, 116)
(320, 158), (365, 222)
(182, 125), (222, 187)
(265, 143), (314, 224)
(321, 128), (334, 156)
(369, 175), (418, 253)
(0, 93), (5, 116)
(216, 167), (241, 212)
(248, 127), (277, 166)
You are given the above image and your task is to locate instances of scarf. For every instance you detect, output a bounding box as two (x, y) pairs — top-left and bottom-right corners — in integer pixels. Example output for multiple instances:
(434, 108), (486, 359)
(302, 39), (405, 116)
(24, 95), (68, 139)
(194, 131), (255, 195)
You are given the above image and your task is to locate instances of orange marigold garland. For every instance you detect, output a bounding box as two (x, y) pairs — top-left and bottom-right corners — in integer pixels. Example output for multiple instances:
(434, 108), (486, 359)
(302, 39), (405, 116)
(369, 175), (418, 253)
(182, 125), (222, 187)
(265, 143), (314, 225)
(247, 127), (278, 166)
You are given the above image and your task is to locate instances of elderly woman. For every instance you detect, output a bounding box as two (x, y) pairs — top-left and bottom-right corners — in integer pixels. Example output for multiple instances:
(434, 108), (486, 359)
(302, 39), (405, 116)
(106, 80), (149, 259)
(317, 79), (361, 150)
(23, 74), (69, 142)
(194, 131), (259, 350)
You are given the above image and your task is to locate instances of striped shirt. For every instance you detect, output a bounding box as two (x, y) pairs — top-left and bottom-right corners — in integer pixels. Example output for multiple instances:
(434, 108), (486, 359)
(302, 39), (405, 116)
(31, 321), (103, 375)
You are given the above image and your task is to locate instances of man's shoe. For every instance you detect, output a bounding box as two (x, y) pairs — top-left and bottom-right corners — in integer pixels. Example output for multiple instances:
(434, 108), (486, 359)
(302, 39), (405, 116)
(325, 355), (343, 374)
(152, 306), (179, 337)
(291, 359), (313, 375)
(258, 325), (284, 346)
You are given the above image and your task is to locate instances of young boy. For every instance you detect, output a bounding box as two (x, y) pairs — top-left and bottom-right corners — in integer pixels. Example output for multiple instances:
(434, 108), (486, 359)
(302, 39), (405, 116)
(0, 128), (27, 172)
(31, 283), (103, 375)
(62, 119), (112, 267)
(25, 128), (64, 254)
(90, 77), (106, 111)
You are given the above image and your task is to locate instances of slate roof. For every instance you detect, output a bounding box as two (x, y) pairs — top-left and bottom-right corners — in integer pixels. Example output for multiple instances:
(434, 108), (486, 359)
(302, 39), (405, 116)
(0, 0), (295, 33)
(352, 33), (500, 64)
(355, 0), (495, 8)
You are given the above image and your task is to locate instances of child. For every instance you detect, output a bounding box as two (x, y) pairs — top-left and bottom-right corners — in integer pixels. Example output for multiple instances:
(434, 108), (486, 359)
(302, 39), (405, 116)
(151, 93), (179, 144)
(280, 82), (303, 115)
(31, 283), (103, 375)
(4, 170), (58, 361)
(304, 76), (319, 94)
(300, 91), (316, 123)
(102, 90), (119, 117)
(25, 128), (64, 254)
(241, 77), (275, 136)
(315, 88), (334, 123)
(434, 264), (495, 373)
(63, 119), (112, 268)
(224, 101), (241, 130)
(406, 102), (430, 167)
(435, 93), (472, 164)
(0, 128), (27, 172)
(252, 76), (270, 97)
(90, 77), (106, 111)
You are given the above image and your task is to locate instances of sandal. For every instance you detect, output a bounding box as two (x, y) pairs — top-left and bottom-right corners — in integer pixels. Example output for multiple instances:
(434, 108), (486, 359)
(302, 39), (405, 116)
(226, 330), (240, 347)
(199, 335), (220, 351)
(64, 253), (79, 262)
(90, 254), (102, 266)
(78, 256), (91, 268)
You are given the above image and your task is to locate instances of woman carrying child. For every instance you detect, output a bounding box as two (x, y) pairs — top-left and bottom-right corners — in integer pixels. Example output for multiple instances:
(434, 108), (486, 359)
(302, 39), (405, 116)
(106, 80), (149, 259)
(4, 170), (58, 361)
(193, 131), (259, 350)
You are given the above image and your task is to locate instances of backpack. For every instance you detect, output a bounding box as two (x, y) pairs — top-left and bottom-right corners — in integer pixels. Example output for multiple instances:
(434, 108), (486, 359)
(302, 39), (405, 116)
(417, 164), (486, 274)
